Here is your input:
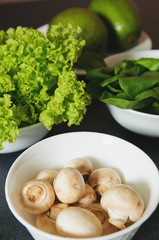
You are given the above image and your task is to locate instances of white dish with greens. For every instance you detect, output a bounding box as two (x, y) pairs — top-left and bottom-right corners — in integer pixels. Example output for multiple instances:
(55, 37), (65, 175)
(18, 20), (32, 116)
(85, 50), (159, 136)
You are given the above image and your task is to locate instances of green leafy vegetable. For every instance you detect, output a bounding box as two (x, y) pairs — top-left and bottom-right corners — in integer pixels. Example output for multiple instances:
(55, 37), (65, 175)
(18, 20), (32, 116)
(77, 52), (106, 71)
(0, 24), (91, 150)
(85, 58), (159, 114)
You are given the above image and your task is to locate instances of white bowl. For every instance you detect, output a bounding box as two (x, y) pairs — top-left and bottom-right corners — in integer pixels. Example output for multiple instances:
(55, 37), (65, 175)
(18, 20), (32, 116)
(5, 132), (159, 240)
(104, 50), (159, 68)
(107, 105), (159, 137)
(1, 122), (49, 154)
(104, 50), (159, 137)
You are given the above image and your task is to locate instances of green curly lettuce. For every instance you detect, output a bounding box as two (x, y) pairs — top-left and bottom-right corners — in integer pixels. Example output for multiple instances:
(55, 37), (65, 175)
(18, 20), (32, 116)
(0, 24), (91, 150)
(40, 69), (90, 129)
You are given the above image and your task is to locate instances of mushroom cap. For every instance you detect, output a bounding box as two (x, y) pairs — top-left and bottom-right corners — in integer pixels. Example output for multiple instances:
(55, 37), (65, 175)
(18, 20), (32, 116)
(48, 203), (69, 221)
(73, 183), (97, 208)
(100, 184), (144, 229)
(53, 167), (85, 204)
(64, 158), (93, 180)
(36, 212), (59, 235)
(19, 179), (55, 214)
(56, 206), (103, 238)
(88, 203), (118, 235)
(35, 169), (58, 184)
(88, 203), (107, 224)
(88, 168), (121, 195)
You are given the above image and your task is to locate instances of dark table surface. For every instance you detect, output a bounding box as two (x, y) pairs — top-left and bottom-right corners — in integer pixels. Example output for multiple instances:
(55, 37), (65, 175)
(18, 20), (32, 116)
(0, 1), (159, 240)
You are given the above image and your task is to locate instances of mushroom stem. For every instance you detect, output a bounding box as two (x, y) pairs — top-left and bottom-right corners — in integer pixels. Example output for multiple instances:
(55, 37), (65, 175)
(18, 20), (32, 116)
(107, 208), (128, 229)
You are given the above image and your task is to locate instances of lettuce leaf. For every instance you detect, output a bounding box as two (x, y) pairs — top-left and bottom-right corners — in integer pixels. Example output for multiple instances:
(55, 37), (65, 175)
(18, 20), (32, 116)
(40, 69), (91, 129)
(0, 24), (91, 149)
(0, 95), (20, 150)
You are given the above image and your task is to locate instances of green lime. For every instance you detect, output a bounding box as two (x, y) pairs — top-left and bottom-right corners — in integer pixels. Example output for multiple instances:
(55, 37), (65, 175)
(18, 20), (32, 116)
(89, 0), (142, 50)
(49, 8), (108, 53)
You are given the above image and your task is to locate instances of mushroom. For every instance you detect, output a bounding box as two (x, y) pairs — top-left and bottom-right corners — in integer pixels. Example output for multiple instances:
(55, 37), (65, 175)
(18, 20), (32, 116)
(100, 184), (144, 229)
(53, 167), (85, 204)
(73, 183), (97, 208)
(88, 203), (106, 224)
(36, 212), (59, 235)
(88, 168), (121, 196)
(35, 169), (58, 184)
(88, 203), (118, 235)
(56, 206), (103, 238)
(48, 202), (69, 221)
(64, 157), (93, 180)
(19, 179), (55, 214)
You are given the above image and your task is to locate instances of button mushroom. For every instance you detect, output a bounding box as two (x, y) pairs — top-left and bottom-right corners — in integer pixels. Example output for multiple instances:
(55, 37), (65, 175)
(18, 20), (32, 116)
(56, 206), (103, 237)
(53, 167), (85, 204)
(73, 183), (97, 208)
(19, 179), (55, 214)
(36, 212), (59, 235)
(88, 203), (118, 235)
(100, 184), (144, 229)
(88, 168), (121, 196)
(64, 157), (93, 180)
(35, 169), (58, 184)
(48, 202), (69, 221)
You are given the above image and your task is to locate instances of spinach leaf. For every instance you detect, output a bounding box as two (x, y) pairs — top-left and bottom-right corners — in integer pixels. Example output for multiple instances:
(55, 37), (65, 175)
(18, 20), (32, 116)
(86, 57), (159, 114)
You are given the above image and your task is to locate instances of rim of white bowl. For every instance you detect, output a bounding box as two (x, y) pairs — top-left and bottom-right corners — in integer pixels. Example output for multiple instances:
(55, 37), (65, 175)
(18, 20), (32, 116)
(104, 49), (159, 62)
(107, 104), (159, 119)
(19, 122), (43, 131)
(5, 132), (159, 240)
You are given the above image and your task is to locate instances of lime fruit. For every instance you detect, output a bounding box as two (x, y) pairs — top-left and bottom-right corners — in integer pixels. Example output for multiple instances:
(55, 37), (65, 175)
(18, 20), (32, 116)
(89, 0), (142, 50)
(49, 8), (108, 53)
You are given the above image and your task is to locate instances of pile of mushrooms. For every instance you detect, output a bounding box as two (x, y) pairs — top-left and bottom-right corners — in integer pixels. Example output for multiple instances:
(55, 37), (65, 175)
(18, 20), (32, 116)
(19, 157), (144, 238)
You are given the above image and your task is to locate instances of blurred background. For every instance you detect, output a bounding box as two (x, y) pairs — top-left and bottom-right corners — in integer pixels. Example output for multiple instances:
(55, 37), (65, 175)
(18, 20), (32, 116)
(0, 0), (158, 49)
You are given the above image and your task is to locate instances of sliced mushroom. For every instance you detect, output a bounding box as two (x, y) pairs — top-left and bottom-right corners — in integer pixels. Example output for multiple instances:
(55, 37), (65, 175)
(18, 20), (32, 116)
(36, 212), (59, 235)
(88, 203), (118, 235)
(35, 169), (58, 184)
(64, 157), (93, 180)
(48, 203), (69, 221)
(56, 206), (103, 237)
(100, 184), (144, 229)
(73, 183), (97, 208)
(53, 167), (85, 204)
(19, 179), (55, 214)
(88, 168), (121, 196)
